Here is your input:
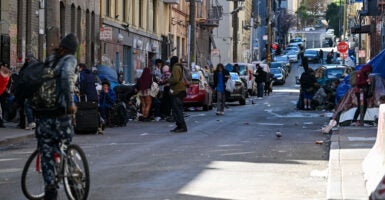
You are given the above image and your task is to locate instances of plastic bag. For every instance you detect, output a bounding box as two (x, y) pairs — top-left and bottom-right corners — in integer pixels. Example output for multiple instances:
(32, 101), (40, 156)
(225, 79), (235, 93)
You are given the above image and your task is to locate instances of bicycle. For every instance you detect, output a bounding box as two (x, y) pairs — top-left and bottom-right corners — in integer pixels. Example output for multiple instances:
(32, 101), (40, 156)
(21, 142), (90, 200)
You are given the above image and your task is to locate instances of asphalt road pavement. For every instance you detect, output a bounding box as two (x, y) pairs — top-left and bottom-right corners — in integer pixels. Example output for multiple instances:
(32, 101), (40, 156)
(0, 62), (332, 199)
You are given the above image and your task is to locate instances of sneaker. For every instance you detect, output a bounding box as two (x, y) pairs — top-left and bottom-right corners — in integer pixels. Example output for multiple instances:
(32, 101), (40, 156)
(155, 117), (161, 122)
(25, 122), (36, 130)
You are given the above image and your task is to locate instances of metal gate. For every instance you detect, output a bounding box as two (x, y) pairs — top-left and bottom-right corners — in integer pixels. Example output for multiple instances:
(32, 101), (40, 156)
(123, 45), (133, 83)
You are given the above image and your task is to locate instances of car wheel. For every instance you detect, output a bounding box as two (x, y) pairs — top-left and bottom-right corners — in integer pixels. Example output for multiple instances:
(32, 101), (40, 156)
(239, 98), (246, 105)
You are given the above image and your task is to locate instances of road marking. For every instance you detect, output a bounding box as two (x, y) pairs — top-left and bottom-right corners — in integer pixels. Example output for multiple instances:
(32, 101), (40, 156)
(0, 158), (21, 162)
(347, 137), (376, 141)
(257, 123), (284, 126)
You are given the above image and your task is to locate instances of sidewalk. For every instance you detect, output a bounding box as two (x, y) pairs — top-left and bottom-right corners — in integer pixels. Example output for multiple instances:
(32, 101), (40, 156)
(327, 126), (377, 200)
(0, 122), (35, 146)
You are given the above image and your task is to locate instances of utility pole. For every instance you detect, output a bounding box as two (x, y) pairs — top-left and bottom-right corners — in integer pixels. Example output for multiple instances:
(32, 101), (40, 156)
(267, 0), (272, 64)
(249, 17), (253, 63)
(232, 1), (238, 62)
(45, 0), (60, 55)
(99, 0), (103, 64)
(189, 0), (196, 68)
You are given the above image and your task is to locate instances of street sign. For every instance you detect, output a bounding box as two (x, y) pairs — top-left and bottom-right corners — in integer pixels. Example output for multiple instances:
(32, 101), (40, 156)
(337, 41), (348, 53)
(100, 27), (112, 41)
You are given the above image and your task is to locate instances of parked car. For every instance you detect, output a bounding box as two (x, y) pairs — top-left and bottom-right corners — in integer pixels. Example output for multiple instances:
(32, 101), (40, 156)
(270, 62), (288, 78)
(225, 63), (256, 96)
(270, 68), (286, 85)
(274, 55), (291, 73)
(183, 72), (213, 111)
(303, 49), (320, 63)
(286, 50), (299, 63)
(289, 37), (305, 47)
(314, 64), (354, 87)
(213, 72), (247, 105)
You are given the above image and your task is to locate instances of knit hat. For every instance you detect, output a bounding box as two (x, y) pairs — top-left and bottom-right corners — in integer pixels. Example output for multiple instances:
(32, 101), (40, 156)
(60, 33), (78, 52)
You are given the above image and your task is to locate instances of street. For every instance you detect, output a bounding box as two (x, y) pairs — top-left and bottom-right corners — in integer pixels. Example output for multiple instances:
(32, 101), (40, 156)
(0, 62), (332, 200)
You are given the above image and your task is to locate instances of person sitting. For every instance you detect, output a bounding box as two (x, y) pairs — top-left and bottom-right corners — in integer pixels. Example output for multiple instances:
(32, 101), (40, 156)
(99, 80), (115, 127)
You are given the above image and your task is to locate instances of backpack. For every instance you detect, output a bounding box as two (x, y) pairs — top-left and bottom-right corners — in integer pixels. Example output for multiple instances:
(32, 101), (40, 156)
(14, 62), (49, 105)
(181, 64), (192, 86)
(14, 56), (67, 114)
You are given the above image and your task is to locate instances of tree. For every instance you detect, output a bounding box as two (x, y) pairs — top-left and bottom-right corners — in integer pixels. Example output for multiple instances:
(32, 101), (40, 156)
(296, 3), (309, 29)
(325, 2), (342, 37)
(278, 12), (296, 44)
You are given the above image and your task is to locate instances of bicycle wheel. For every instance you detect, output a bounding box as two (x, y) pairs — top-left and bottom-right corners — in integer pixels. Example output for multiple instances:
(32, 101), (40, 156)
(63, 144), (90, 200)
(21, 149), (45, 200)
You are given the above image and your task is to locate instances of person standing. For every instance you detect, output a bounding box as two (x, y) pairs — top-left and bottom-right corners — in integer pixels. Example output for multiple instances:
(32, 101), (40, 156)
(77, 63), (98, 102)
(168, 56), (187, 133)
(213, 63), (229, 115)
(0, 63), (10, 128)
(159, 64), (172, 119)
(34, 33), (79, 199)
(300, 68), (318, 110)
(254, 64), (267, 99)
(137, 67), (153, 121)
(352, 64), (372, 126)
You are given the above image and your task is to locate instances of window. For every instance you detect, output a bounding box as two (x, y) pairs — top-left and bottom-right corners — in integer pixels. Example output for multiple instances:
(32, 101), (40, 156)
(122, 0), (127, 22)
(106, 0), (110, 17)
(77, 6), (82, 43)
(139, 0), (143, 28)
(71, 4), (76, 33)
(60, 2), (65, 37)
(153, 0), (156, 32)
(115, 0), (119, 19)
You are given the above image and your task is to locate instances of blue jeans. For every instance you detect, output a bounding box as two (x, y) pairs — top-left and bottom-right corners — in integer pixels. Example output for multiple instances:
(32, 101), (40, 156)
(24, 100), (34, 124)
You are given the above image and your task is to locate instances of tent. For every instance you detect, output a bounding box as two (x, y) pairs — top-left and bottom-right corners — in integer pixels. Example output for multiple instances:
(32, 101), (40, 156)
(368, 49), (385, 80)
(332, 75), (385, 125)
(95, 64), (119, 89)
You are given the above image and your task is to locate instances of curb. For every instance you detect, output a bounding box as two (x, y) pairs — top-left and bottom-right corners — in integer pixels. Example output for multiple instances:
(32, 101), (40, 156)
(0, 126), (35, 147)
(327, 134), (342, 200)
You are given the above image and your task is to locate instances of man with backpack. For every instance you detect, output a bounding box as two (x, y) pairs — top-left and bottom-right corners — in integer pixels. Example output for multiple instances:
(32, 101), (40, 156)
(34, 33), (79, 199)
(167, 56), (187, 133)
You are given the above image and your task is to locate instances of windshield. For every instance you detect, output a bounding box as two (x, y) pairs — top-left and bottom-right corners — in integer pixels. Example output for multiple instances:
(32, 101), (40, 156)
(304, 50), (318, 55)
(270, 62), (282, 68)
(270, 68), (281, 74)
(230, 72), (240, 81)
(326, 68), (345, 79)
(290, 38), (302, 43)
(274, 56), (288, 62)
(237, 64), (248, 76)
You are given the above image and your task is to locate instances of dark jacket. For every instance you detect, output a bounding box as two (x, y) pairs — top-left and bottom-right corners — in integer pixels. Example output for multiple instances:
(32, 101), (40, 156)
(99, 88), (115, 109)
(213, 69), (230, 88)
(254, 68), (267, 83)
(300, 70), (317, 93)
(78, 69), (98, 102)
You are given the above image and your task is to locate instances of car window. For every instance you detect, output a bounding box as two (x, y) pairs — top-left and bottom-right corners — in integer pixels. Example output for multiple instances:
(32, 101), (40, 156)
(192, 72), (200, 80)
(304, 50), (318, 55)
(326, 68), (345, 79)
(230, 72), (240, 81)
(270, 68), (281, 74)
(274, 56), (288, 62)
(270, 62), (282, 68)
(290, 38), (302, 43)
(237, 65), (248, 76)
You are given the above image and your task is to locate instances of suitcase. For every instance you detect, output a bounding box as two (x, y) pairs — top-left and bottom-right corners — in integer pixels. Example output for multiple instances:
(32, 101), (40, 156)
(110, 102), (128, 127)
(74, 101), (99, 134)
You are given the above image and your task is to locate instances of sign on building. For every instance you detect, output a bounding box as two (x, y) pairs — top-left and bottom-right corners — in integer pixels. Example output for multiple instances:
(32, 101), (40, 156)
(100, 27), (112, 41)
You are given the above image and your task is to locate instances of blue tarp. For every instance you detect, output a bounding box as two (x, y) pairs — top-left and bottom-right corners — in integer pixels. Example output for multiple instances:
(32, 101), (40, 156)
(95, 64), (119, 89)
(368, 49), (385, 80)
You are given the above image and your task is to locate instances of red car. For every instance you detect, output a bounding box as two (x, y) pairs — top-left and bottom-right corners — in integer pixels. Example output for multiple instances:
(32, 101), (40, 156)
(183, 72), (213, 111)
